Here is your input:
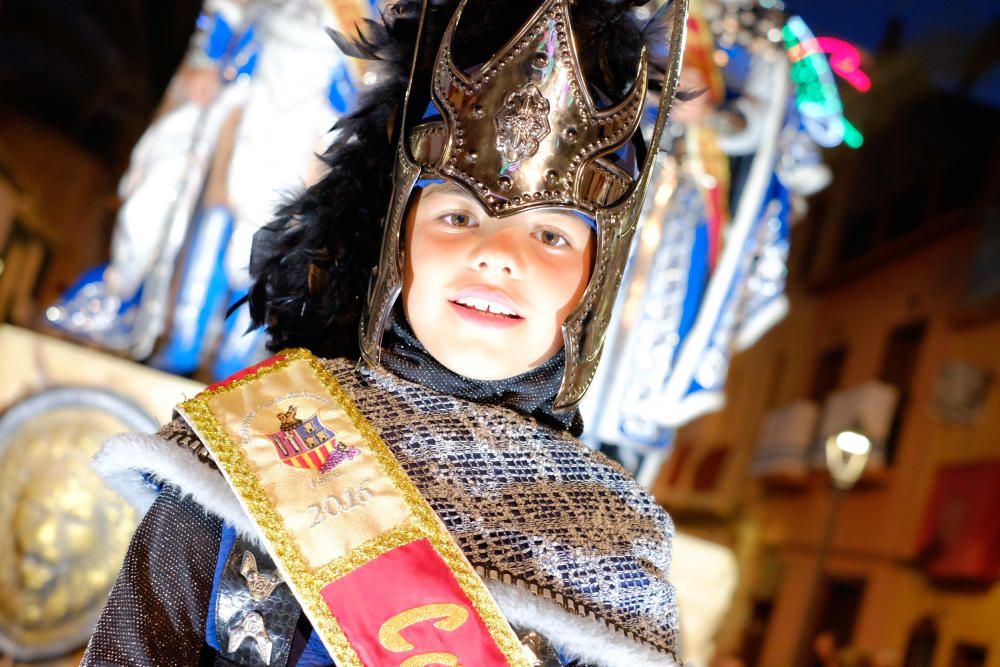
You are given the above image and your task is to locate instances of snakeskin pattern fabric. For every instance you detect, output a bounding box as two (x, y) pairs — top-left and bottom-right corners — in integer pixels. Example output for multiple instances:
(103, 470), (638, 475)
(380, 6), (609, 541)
(332, 359), (680, 657)
(82, 485), (222, 666)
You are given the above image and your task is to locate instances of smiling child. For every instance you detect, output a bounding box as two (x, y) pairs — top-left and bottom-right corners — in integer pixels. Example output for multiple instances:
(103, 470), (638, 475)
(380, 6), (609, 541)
(404, 179), (594, 380)
(84, 0), (691, 665)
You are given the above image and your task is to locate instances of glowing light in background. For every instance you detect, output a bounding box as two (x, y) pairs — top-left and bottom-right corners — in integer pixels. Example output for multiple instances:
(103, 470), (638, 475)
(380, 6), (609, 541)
(813, 37), (872, 93)
(783, 15), (869, 149)
(834, 430), (872, 456)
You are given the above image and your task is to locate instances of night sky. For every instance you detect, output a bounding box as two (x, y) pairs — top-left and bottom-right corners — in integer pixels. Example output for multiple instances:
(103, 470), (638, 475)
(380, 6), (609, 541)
(787, 0), (1000, 107)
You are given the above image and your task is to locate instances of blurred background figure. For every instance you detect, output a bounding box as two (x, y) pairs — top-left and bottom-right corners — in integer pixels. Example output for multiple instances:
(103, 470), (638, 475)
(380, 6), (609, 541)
(0, 0), (370, 662)
(46, 0), (364, 381)
(582, 0), (832, 486)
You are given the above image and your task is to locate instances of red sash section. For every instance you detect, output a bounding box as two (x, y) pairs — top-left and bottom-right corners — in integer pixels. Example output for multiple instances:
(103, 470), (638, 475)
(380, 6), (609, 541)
(322, 539), (509, 666)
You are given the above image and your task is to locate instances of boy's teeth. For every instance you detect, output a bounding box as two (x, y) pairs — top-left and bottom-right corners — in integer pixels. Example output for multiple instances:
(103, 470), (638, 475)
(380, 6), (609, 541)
(455, 297), (516, 316)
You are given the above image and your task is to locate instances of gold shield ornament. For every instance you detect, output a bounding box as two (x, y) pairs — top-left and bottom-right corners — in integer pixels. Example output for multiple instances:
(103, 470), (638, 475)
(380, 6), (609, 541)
(0, 387), (154, 660)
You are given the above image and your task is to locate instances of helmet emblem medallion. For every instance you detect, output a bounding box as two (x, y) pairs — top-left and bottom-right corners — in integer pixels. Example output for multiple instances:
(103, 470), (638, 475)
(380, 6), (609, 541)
(494, 83), (551, 163)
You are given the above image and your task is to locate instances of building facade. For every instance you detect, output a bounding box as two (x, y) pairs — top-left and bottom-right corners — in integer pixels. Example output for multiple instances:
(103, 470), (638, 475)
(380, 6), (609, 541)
(653, 87), (1000, 667)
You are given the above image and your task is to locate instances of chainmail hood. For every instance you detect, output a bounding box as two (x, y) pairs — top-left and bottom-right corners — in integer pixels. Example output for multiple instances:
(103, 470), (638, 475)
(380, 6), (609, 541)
(380, 307), (584, 433)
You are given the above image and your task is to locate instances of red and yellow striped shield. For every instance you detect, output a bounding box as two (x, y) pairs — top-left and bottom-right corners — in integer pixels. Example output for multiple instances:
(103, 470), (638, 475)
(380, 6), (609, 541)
(266, 412), (342, 470)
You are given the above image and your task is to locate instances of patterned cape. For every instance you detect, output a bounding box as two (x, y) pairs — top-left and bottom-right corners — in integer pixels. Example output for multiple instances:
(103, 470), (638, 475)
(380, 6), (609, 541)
(94, 358), (682, 667)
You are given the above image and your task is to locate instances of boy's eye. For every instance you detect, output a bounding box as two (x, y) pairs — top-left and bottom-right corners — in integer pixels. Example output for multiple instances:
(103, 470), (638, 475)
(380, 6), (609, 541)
(441, 212), (477, 227)
(533, 229), (570, 247)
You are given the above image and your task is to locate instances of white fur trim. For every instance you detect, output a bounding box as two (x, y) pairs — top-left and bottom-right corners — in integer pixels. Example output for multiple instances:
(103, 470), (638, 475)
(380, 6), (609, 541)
(488, 582), (681, 667)
(93, 432), (260, 543)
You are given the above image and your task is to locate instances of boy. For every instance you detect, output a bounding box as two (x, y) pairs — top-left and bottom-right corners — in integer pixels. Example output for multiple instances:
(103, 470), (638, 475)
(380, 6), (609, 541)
(85, 0), (689, 665)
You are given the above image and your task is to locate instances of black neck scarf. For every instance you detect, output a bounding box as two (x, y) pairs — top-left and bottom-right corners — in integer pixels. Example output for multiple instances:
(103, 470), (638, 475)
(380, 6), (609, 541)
(378, 309), (583, 435)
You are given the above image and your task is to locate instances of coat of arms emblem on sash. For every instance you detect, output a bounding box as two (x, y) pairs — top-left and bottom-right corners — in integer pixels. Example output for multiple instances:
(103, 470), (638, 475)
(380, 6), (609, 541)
(266, 405), (358, 472)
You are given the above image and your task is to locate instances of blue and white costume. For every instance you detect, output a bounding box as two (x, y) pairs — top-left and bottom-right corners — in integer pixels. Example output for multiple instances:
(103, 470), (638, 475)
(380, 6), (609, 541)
(48, 0), (361, 380)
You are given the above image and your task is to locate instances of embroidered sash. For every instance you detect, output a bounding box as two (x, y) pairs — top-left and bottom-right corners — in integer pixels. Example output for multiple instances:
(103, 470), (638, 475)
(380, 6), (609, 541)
(177, 349), (528, 667)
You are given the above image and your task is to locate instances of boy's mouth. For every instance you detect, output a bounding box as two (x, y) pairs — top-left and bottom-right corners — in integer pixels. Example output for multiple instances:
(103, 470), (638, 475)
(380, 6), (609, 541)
(449, 297), (523, 319)
(447, 288), (524, 324)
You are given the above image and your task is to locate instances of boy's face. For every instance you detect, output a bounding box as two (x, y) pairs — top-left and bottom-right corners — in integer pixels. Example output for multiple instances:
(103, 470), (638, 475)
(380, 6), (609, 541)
(403, 181), (594, 381)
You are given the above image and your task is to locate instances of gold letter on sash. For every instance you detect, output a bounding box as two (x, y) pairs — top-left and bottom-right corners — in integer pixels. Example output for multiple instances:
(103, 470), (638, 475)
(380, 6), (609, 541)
(401, 653), (464, 667)
(378, 603), (470, 652)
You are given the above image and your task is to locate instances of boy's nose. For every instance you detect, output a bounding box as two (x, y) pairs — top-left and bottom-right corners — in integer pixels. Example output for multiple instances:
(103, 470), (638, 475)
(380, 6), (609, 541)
(477, 259), (512, 275)
(472, 227), (521, 276)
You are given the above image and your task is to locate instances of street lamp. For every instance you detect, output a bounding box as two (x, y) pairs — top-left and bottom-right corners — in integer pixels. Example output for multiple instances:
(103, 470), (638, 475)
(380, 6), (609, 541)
(794, 429), (874, 666)
(825, 429), (872, 490)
